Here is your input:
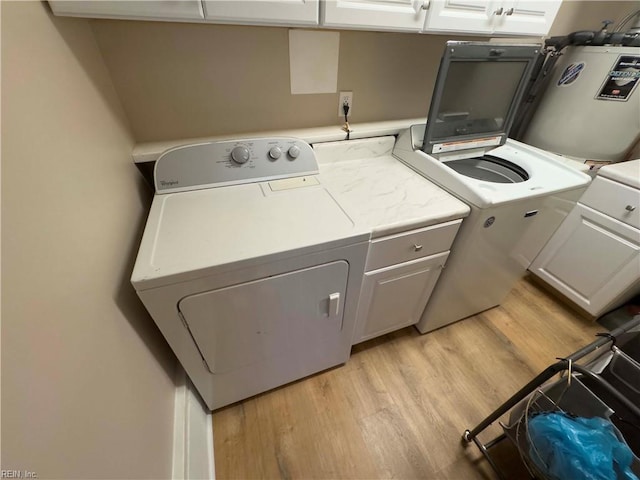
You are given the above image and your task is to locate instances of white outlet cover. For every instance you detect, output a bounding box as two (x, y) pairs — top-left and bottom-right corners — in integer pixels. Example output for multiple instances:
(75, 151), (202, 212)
(339, 91), (353, 116)
(289, 30), (339, 95)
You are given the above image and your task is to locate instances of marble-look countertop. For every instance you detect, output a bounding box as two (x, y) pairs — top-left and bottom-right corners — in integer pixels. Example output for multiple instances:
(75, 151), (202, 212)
(314, 136), (470, 239)
(597, 159), (640, 189)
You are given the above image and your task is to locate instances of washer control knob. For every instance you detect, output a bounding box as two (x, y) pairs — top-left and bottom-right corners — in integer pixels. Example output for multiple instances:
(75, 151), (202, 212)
(268, 146), (282, 160)
(287, 145), (301, 159)
(230, 145), (250, 164)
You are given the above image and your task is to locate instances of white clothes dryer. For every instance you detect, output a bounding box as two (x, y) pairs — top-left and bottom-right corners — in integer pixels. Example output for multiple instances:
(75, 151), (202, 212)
(131, 138), (368, 410)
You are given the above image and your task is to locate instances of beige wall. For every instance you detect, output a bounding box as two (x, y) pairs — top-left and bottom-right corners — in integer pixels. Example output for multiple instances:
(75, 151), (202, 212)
(1, 2), (176, 478)
(90, 1), (638, 143)
(91, 22), (464, 142)
(550, 0), (639, 36)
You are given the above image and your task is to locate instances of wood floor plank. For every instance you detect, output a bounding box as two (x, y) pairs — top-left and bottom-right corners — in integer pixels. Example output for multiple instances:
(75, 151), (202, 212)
(213, 276), (605, 479)
(358, 405), (434, 479)
(489, 275), (602, 372)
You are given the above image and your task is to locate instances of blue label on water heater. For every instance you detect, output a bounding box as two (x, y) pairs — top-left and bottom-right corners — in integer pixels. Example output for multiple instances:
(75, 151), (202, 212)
(557, 62), (585, 86)
(596, 55), (640, 101)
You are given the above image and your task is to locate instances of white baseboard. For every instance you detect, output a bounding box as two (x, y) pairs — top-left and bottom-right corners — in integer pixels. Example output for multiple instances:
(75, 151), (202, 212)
(172, 366), (215, 480)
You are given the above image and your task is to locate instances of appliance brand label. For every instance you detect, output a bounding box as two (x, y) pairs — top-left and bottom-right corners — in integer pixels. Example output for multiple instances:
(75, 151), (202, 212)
(159, 179), (179, 188)
(596, 55), (640, 101)
(557, 62), (585, 86)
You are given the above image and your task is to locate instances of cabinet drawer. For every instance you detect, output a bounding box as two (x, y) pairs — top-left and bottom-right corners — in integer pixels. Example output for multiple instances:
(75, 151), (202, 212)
(365, 219), (461, 271)
(580, 177), (640, 228)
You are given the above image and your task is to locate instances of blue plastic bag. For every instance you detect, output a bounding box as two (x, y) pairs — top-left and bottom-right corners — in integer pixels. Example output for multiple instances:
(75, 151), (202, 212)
(528, 412), (639, 480)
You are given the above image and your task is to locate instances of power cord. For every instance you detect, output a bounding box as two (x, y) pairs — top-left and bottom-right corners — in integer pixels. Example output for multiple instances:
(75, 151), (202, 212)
(342, 101), (351, 140)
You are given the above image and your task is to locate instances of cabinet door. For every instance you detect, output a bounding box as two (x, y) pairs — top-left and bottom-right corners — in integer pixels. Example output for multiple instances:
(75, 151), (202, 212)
(322, 0), (428, 32)
(423, 0), (495, 33)
(492, 0), (561, 36)
(354, 252), (448, 344)
(530, 204), (640, 317)
(203, 0), (319, 26)
(49, 0), (204, 21)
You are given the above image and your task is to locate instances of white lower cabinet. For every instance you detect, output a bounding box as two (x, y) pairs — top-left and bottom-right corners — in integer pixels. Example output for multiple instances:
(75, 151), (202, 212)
(353, 220), (461, 344)
(531, 168), (640, 318)
(354, 252), (448, 343)
(530, 203), (640, 317)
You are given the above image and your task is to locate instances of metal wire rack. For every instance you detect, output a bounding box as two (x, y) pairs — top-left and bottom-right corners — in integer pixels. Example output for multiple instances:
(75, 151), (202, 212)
(463, 316), (640, 479)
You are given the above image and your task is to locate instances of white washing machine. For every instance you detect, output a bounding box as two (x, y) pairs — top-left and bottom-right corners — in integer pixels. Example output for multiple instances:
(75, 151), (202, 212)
(131, 138), (369, 410)
(393, 42), (592, 333)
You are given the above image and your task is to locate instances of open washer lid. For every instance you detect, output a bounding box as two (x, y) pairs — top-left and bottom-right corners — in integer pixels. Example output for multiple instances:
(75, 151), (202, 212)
(422, 41), (541, 163)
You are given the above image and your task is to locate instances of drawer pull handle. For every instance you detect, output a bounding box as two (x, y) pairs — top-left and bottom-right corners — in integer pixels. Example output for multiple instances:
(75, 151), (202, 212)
(413, 244), (423, 252)
(625, 205), (636, 212)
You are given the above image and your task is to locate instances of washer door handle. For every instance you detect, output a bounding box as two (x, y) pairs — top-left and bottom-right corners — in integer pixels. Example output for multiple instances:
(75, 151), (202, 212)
(328, 292), (341, 317)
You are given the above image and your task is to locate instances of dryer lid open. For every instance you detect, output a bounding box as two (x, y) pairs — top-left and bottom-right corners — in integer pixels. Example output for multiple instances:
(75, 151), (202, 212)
(422, 42), (541, 160)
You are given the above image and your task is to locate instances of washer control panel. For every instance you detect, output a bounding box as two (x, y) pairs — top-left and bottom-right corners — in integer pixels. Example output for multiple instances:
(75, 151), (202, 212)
(154, 137), (319, 194)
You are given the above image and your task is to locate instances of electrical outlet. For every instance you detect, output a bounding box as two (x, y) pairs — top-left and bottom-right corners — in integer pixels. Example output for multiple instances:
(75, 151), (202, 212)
(338, 91), (353, 117)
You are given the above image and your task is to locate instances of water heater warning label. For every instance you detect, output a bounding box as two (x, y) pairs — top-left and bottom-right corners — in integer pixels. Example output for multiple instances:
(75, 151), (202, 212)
(596, 55), (640, 101)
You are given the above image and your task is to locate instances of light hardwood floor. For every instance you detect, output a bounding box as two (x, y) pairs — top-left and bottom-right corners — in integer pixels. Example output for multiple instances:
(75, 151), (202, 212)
(212, 275), (603, 479)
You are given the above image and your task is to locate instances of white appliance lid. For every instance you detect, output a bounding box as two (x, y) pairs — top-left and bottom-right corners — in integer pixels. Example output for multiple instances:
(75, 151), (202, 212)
(132, 181), (368, 290)
(422, 42), (541, 158)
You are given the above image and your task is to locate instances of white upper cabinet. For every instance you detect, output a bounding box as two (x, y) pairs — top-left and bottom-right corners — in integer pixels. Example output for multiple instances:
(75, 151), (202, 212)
(203, 0), (319, 26)
(423, 0), (494, 33)
(322, 0), (429, 32)
(49, 1), (205, 21)
(491, 0), (562, 36)
(424, 0), (561, 36)
(49, 0), (561, 34)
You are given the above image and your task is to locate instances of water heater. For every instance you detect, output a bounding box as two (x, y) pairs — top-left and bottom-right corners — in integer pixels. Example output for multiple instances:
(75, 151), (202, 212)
(523, 45), (640, 162)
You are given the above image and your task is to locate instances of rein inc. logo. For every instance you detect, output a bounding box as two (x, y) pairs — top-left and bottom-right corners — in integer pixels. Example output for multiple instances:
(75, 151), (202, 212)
(1, 470), (37, 479)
